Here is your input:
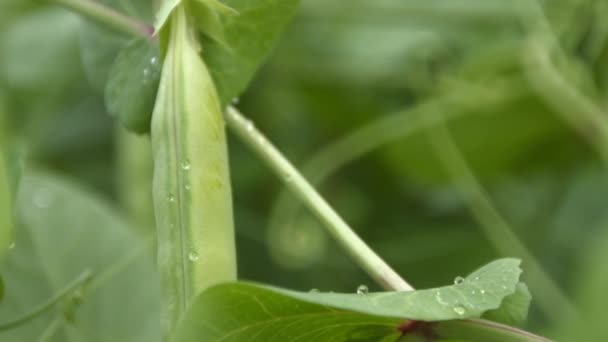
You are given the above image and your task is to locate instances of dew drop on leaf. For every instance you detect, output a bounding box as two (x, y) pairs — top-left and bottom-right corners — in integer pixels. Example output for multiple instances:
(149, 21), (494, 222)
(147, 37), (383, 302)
(181, 160), (191, 171)
(188, 251), (200, 262)
(309, 288), (320, 293)
(453, 305), (466, 315)
(356, 285), (369, 295)
(454, 276), (465, 285)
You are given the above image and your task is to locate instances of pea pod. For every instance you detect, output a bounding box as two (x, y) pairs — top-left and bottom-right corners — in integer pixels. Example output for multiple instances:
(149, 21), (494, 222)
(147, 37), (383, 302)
(151, 4), (236, 337)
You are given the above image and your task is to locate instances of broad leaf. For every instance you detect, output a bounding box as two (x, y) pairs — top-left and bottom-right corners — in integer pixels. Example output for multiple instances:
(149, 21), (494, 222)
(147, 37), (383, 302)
(172, 259), (527, 342)
(0, 172), (160, 342)
(105, 38), (161, 134)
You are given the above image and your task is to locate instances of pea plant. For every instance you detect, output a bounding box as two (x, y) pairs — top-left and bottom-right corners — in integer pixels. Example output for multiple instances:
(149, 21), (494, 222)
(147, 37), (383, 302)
(2, 0), (602, 341)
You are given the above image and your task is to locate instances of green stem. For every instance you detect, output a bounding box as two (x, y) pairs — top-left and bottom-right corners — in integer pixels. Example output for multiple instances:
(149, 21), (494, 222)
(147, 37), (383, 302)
(426, 112), (578, 323)
(0, 270), (92, 331)
(225, 106), (413, 292)
(518, 0), (608, 163)
(52, 0), (153, 38)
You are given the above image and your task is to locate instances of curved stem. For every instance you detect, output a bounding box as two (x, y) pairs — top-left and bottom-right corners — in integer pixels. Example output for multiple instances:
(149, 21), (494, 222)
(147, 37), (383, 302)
(225, 106), (413, 292)
(268, 79), (526, 249)
(51, 0), (154, 38)
(0, 270), (92, 331)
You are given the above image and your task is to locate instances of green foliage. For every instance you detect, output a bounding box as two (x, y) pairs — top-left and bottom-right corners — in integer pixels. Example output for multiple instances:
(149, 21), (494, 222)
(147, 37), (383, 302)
(105, 38), (161, 134)
(0, 173), (160, 341)
(3, 0), (608, 341)
(172, 259), (530, 341)
(201, 0), (300, 105)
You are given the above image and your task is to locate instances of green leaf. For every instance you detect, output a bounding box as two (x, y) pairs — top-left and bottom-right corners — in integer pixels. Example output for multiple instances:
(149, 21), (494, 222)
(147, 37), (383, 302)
(200, 0), (301, 105)
(172, 282), (403, 342)
(105, 38), (161, 134)
(172, 259), (526, 342)
(272, 258), (523, 321)
(482, 283), (531, 326)
(154, 0), (181, 31)
(0, 172), (160, 342)
(79, 0), (153, 92)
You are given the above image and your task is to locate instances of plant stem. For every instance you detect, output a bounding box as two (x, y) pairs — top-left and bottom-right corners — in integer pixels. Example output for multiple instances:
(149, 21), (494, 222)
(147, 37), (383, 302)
(429, 319), (555, 342)
(425, 112), (578, 323)
(0, 270), (92, 331)
(225, 106), (413, 292)
(52, 0), (153, 38)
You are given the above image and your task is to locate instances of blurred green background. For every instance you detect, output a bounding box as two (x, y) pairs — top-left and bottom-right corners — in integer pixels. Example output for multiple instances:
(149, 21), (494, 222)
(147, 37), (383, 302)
(1, 0), (608, 340)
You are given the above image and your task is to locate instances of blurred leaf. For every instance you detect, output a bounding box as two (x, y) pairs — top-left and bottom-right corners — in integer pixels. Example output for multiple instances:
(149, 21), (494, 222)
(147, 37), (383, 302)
(79, 0), (153, 92)
(105, 38), (161, 134)
(172, 259), (526, 341)
(0, 8), (82, 93)
(0, 172), (160, 342)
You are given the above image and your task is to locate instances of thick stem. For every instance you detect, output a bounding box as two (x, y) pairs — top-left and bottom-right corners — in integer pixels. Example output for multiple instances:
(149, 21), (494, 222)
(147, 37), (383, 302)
(52, 0), (153, 38)
(225, 106), (413, 291)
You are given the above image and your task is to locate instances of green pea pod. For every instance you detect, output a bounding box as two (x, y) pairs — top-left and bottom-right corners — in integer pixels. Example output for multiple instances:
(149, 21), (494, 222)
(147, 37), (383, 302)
(151, 4), (236, 337)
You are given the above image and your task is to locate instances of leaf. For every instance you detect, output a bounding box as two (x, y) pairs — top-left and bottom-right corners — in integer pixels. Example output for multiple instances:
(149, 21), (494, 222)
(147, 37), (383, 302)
(154, 0), (181, 32)
(105, 38), (161, 134)
(273, 258), (523, 321)
(0, 172), (160, 342)
(172, 282), (403, 342)
(200, 0), (301, 105)
(79, 0), (153, 92)
(481, 283), (531, 326)
(172, 259), (526, 342)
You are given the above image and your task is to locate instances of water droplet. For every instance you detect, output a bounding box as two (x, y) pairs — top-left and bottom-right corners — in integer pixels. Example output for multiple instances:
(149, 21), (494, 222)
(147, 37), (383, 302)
(471, 290), (477, 295)
(143, 68), (150, 77)
(188, 251), (199, 262)
(474, 276), (480, 281)
(453, 305), (466, 315)
(150, 57), (158, 65)
(181, 160), (191, 171)
(8, 242), (15, 249)
(454, 276), (465, 285)
(168, 195), (176, 203)
(232, 97), (240, 105)
(356, 285), (369, 295)
(184, 184), (191, 191)
(309, 288), (320, 293)
(480, 289), (486, 295)
(33, 189), (53, 209)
